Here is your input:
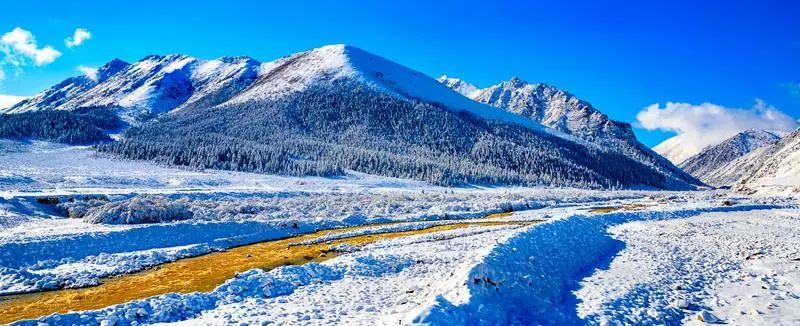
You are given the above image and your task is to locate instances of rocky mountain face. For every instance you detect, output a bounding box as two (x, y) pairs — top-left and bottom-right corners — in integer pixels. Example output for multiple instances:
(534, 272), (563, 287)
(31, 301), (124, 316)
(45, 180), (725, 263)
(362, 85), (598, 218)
(678, 130), (780, 186)
(4, 55), (260, 122)
(438, 76), (702, 189)
(731, 129), (800, 193)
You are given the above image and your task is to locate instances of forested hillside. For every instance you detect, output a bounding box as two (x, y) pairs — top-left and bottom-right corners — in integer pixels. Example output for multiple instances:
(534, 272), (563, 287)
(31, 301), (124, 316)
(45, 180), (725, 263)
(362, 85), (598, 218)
(0, 107), (121, 144)
(99, 81), (668, 188)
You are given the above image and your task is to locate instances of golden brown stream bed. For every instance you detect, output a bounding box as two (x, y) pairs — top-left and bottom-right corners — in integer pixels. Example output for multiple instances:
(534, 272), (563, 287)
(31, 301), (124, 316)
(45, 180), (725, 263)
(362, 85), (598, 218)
(0, 219), (530, 324)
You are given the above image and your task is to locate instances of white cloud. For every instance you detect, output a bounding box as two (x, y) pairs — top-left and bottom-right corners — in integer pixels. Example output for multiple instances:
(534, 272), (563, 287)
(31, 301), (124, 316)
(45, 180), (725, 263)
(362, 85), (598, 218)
(0, 27), (61, 66)
(637, 100), (799, 155)
(65, 28), (92, 48)
(76, 65), (98, 81)
(0, 94), (28, 110)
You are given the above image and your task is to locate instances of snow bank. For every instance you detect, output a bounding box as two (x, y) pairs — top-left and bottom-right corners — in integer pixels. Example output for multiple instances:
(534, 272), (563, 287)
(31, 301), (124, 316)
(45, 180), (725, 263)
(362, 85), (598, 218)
(0, 244), (209, 295)
(19, 257), (402, 325)
(19, 225), (519, 325)
(0, 191), (723, 296)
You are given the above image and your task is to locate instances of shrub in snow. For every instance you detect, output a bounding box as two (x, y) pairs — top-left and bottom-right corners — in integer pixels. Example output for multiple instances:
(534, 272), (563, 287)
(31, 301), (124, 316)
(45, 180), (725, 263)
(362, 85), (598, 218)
(83, 196), (193, 224)
(57, 197), (110, 219)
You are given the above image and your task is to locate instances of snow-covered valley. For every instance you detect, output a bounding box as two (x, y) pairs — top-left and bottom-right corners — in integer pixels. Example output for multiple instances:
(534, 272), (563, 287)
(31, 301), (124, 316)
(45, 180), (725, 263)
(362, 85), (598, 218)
(0, 37), (798, 325)
(1, 0), (798, 322)
(0, 143), (796, 325)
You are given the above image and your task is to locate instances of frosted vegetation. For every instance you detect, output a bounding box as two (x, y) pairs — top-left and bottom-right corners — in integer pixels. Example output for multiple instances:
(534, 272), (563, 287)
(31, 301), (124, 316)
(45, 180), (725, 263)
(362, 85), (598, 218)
(79, 196), (193, 224)
(43, 189), (631, 225)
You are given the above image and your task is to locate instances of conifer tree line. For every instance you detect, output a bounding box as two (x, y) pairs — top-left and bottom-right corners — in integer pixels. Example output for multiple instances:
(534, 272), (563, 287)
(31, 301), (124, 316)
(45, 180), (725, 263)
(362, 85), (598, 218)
(0, 107), (121, 145)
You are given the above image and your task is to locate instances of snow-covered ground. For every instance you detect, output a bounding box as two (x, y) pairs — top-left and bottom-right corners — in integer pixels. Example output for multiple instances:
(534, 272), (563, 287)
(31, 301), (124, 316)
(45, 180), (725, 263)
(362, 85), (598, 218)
(10, 196), (796, 325)
(576, 209), (800, 325)
(0, 142), (646, 297)
(0, 140), (432, 198)
(2, 142), (799, 325)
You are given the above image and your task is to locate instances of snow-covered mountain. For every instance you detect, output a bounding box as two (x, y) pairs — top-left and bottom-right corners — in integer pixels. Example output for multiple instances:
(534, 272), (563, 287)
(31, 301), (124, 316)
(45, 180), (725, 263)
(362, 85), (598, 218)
(437, 76), (479, 97)
(95, 45), (701, 189)
(4, 55), (260, 121)
(4, 44), (704, 189)
(652, 135), (697, 164)
(0, 95), (29, 110)
(227, 45), (552, 134)
(5, 59), (130, 114)
(732, 129), (800, 193)
(438, 76), (702, 189)
(678, 130), (780, 186)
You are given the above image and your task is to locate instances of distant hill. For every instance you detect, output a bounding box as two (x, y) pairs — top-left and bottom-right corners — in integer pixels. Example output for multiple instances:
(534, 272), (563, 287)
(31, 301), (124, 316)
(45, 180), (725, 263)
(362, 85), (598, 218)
(678, 130), (780, 186)
(438, 76), (702, 189)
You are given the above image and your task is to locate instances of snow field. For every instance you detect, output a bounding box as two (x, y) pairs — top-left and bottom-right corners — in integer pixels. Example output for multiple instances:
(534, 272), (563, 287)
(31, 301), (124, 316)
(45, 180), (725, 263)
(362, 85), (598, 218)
(574, 209), (800, 325)
(412, 203), (788, 325)
(10, 198), (788, 325)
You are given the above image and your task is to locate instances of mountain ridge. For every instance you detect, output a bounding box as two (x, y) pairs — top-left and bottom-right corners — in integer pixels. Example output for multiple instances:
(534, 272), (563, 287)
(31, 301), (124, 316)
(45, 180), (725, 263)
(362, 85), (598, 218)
(734, 128), (800, 192)
(438, 75), (703, 189)
(5, 44), (704, 189)
(678, 129), (780, 186)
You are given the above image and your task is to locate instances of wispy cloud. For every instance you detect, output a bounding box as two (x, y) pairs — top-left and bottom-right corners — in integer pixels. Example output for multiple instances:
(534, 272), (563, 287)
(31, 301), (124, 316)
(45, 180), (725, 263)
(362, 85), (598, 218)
(76, 65), (98, 81)
(65, 28), (92, 48)
(1, 27), (61, 66)
(637, 99), (799, 154)
(782, 81), (800, 97)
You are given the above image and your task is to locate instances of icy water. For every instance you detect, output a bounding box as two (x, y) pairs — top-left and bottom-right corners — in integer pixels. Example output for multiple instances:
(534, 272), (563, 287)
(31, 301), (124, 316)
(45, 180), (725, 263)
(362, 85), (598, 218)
(0, 218), (531, 324)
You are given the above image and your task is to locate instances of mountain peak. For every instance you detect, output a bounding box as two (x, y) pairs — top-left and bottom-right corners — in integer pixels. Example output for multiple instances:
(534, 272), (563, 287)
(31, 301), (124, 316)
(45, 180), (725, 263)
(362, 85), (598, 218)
(437, 75), (480, 97)
(229, 44), (555, 135)
(102, 58), (129, 68)
(507, 76), (528, 87)
(140, 54), (192, 61)
(96, 58), (130, 81)
(438, 73), (703, 188)
(217, 55), (259, 64)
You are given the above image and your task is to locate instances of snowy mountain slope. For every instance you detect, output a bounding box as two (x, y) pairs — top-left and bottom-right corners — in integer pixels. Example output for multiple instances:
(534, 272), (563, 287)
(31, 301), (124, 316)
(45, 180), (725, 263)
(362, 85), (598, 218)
(100, 44), (696, 189)
(464, 77), (629, 142)
(652, 135), (696, 164)
(4, 55), (260, 122)
(229, 45), (553, 134)
(172, 56), (261, 113)
(437, 75), (479, 97)
(678, 130), (780, 186)
(439, 76), (703, 189)
(735, 129), (800, 192)
(701, 145), (773, 188)
(4, 59), (130, 113)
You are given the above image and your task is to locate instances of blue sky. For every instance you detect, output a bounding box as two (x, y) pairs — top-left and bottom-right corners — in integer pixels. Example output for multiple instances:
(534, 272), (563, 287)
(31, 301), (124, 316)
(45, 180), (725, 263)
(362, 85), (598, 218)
(1, 0), (798, 146)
